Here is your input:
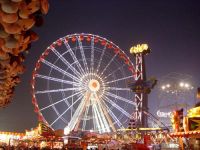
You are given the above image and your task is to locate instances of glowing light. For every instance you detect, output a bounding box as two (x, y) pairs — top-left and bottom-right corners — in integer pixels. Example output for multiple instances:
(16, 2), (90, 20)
(88, 79), (100, 92)
(178, 82), (193, 90)
(0, 134), (7, 140)
(130, 44), (149, 54)
(64, 126), (70, 135)
(142, 44), (148, 50)
(179, 82), (184, 87)
(184, 83), (189, 88)
(156, 110), (171, 118)
(161, 86), (166, 90)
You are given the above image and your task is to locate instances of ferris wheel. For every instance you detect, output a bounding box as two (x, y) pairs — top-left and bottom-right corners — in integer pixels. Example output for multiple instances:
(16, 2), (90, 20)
(31, 33), (136, 134)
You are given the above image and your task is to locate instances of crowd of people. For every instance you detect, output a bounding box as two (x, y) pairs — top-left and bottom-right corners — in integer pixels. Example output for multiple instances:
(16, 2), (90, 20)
(0, 142), (65, 150)
(0, 145), (65, 150)
(0, 0), (49, 107)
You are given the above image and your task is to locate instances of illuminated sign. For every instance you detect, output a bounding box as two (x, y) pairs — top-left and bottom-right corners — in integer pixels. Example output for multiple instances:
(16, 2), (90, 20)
(156, 110), (171, 118)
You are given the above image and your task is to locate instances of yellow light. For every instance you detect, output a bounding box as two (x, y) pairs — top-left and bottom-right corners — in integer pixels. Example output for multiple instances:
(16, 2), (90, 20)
(142, 44), (148, 50)
(130, 47), (135, 53)
(187, 106), (200, 117)
(130, 44), (149, 54)
(138, 47), (143, 52)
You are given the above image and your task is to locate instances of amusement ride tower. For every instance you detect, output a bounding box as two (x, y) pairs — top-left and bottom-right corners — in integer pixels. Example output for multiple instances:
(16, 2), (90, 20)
(129, 44), (156, 128)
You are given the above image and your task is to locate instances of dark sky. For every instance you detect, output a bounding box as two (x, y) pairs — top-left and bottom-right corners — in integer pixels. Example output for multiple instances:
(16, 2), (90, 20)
(0, 0), (200, 132)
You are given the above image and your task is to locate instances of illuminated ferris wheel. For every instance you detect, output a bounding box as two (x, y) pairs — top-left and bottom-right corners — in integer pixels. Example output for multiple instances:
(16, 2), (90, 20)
(31, 33), (136, 134)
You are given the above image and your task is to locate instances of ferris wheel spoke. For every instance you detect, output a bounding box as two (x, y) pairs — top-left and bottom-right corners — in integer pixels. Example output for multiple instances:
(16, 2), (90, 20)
(90, 36), (94, 73)
(62, 92), (75, 112)
(103, 95), (132, 119)
(106, 87), (130, 91)
(40, 91), (82, 111)
(105, 64), (126, 79)
(41, 59), (80, 82)
(96, 43), (107, 72)
(92, 100), (108, 133)
(92, 101), (101, 132)
(74, 93), (92, 131)
(100, 53), (118, 76)
(105, 75), (133, 84)
(82, 104), (90, 131)
(50, 94), (83, 126)
(95, 94), (115, 132)
(95, 97), (111, 132)
(90, 93), (104, 132)
(101, 99), (124, 128)
(67, 93), (90, 131)
(94, 104), (106, 132)
(36, 87), (81, 94)
(35, 74), (80, 86)
(50, 47), (82, 78)
(78, 36), (89, 73)
(105, 91), (135, 106)
(63, 39), (85, 75)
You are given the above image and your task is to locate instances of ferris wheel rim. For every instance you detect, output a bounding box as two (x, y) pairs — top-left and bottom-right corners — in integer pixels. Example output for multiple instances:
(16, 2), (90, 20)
(31, 33), (136, 133)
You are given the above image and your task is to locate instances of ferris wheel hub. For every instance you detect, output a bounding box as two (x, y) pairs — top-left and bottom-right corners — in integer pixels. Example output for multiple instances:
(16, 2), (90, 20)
(88, 79), (100, 92)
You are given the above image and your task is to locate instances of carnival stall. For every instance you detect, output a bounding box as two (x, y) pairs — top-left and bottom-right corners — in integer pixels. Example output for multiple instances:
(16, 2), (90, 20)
(170, 106), (200, 149)
(0, 122), (64, 149)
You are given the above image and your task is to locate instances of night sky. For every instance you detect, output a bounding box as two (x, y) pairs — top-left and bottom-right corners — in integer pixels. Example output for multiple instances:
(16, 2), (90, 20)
(0, 0), (200, 132)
